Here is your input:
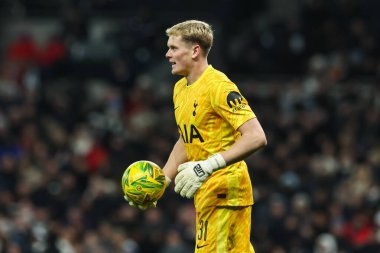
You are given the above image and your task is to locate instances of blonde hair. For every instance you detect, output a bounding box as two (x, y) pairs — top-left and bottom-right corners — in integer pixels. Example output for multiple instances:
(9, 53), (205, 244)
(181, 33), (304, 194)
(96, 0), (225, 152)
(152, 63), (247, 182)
(166, 20), (213, 56)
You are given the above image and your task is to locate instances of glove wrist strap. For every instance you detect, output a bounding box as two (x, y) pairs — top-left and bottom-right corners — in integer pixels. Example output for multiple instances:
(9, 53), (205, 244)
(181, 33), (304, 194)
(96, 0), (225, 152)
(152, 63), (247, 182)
(208, 153), (226, 171)
(165, 176), (172, 187)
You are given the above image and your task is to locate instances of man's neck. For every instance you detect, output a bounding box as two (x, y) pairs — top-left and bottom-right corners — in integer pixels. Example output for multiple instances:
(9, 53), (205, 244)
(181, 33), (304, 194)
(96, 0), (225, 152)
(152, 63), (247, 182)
(186, 62), (209, 85)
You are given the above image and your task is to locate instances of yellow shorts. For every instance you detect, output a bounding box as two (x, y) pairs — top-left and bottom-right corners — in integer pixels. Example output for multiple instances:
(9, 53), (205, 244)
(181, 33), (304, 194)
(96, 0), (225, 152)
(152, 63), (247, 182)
(194, 205), (255, 253)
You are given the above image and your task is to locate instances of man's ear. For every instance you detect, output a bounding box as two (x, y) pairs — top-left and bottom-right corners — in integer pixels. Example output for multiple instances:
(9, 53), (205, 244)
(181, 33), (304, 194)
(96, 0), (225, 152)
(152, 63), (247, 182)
(192, 44), (201, 59)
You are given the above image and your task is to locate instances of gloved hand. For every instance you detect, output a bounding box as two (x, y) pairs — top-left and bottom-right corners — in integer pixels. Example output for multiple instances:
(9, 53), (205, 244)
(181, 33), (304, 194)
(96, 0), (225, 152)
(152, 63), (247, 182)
(174, 154), (226, 199)
(124, 195), (157, 210)
(124, 176), (171, 210)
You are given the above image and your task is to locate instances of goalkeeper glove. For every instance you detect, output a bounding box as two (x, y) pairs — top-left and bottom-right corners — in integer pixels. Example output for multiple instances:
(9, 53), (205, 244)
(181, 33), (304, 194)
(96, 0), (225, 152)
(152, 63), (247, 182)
(174, 154), (226, 199)
(124, 176), (171, 210)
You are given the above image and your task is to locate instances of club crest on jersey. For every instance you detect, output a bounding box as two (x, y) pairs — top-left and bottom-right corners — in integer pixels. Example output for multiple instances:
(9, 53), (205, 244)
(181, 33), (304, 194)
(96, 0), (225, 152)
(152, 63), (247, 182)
(227, 91), (246, 112)
(193, 100), (198, 116)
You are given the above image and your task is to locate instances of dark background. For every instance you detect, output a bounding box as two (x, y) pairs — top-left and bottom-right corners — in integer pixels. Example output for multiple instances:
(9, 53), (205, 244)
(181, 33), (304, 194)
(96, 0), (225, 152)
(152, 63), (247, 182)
(0, 1), (379, 252)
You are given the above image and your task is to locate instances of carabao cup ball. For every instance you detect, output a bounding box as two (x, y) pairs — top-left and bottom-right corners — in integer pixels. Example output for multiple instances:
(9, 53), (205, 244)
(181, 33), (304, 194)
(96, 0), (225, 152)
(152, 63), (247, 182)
(122, 160), (166, 205)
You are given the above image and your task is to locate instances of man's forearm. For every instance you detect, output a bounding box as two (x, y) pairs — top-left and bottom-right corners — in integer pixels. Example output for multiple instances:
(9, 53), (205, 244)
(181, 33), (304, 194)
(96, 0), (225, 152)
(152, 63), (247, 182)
(162, 138), (188, 181)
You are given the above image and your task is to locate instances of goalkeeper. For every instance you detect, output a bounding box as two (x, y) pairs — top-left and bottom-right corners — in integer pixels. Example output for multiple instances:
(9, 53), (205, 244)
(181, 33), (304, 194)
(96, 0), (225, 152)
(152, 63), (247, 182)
(126, 20), (267, 253)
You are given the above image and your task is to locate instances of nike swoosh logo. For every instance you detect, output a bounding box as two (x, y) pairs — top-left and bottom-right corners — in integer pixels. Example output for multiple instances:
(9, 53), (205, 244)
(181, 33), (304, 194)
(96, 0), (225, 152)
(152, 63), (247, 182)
(196, 244), (209, 249)
(174, 106), (179, 110)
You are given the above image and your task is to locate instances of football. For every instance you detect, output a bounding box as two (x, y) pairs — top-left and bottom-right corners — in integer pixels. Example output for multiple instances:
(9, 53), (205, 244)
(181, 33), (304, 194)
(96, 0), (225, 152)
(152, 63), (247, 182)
(121, 160), (166, 205)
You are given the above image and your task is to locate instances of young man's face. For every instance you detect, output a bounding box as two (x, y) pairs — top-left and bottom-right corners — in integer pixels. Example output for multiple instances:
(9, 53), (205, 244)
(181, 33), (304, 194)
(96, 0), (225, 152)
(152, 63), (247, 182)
(165, 35), (194, 76)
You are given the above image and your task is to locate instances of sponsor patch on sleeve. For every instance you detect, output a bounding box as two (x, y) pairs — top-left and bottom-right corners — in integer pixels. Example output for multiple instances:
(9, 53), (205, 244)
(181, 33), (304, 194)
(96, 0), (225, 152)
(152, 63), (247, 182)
(227, 91), (246, 112)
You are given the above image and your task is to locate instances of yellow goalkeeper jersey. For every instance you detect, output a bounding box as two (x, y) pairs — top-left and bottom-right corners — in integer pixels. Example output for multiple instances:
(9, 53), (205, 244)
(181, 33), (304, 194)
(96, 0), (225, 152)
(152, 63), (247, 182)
(173, 65), (256, 209)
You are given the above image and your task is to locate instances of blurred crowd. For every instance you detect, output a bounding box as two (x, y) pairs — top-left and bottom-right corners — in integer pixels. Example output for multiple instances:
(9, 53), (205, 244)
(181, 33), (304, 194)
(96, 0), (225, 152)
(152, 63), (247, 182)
(0, 0), (380, 253)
